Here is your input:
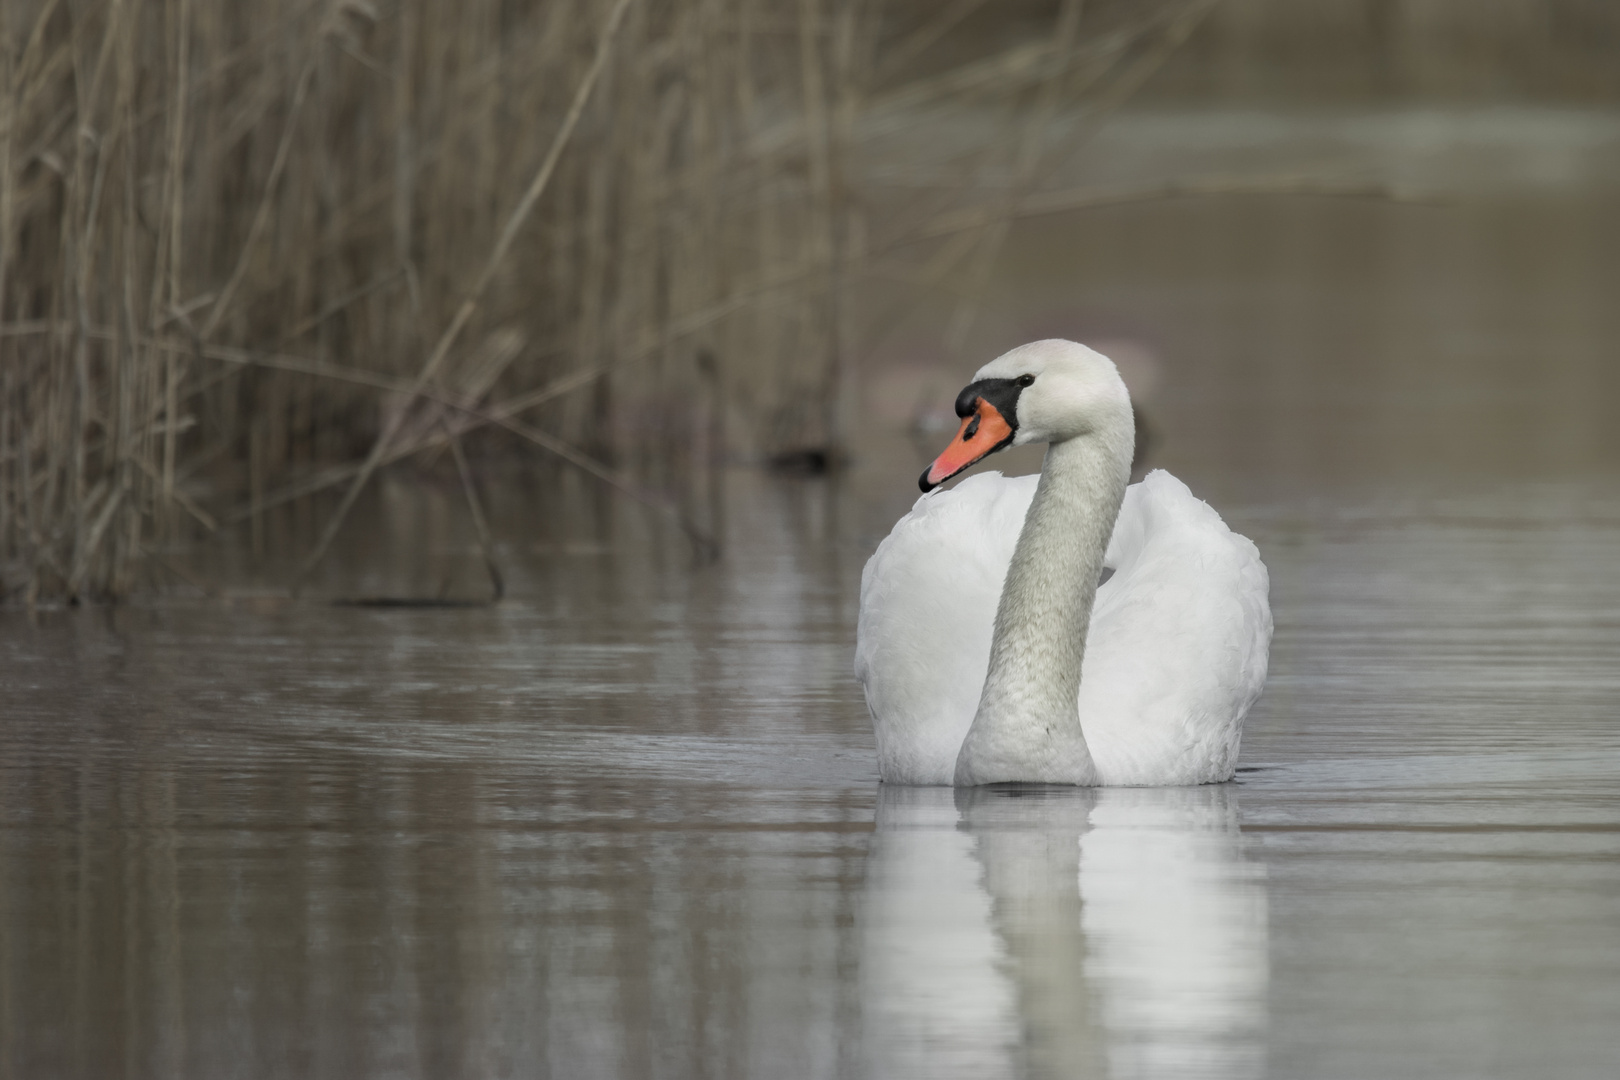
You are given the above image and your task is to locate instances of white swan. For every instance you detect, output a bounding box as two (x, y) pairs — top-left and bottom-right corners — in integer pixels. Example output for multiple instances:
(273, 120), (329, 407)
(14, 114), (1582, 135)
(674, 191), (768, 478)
(855, 339), (1272, 786)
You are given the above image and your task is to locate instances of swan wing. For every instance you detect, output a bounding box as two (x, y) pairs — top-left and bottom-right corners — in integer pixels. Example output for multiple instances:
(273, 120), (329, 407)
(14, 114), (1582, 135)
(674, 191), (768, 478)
(856, 472), (1037, 784)
(1081, 470), (1273, 785)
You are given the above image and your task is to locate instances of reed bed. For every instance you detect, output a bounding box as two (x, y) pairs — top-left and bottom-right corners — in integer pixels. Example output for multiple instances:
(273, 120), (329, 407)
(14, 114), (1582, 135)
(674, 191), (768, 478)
(0, 0), (1214, 602)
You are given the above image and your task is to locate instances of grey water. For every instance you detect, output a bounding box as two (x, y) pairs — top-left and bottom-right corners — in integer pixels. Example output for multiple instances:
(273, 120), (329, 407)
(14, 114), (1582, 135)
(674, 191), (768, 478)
(4, 190), (1620, 1077)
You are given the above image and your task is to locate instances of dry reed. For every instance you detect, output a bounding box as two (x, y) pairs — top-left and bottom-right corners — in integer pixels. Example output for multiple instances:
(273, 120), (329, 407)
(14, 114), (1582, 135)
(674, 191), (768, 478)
(0, 0), (1221, 601)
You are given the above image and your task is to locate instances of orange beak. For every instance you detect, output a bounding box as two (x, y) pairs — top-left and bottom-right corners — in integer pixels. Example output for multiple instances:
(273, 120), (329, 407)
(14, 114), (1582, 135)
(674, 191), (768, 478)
(921, 398), (1015, 492)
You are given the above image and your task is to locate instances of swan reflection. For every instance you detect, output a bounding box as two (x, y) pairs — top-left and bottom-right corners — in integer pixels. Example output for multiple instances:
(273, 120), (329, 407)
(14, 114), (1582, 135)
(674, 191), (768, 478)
(863, 784), (1267, 1079)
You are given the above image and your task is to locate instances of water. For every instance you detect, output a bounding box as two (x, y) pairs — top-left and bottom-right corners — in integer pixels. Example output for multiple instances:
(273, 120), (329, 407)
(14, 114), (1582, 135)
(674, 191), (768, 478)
(4, 189), (1620, 1077)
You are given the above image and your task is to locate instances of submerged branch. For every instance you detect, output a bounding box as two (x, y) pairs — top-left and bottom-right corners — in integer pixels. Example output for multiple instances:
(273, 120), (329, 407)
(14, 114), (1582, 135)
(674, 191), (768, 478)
(493, 416), (720, 563)
(448, 433), (504, 602)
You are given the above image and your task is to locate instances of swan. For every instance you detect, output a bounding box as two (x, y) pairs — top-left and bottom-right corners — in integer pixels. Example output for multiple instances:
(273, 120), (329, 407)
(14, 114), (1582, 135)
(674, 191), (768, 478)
(855, 339), (1272, 786)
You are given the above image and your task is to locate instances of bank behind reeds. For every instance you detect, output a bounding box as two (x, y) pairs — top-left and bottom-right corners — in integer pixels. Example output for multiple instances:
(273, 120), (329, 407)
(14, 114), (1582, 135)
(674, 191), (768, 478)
(0, 0), (1217, 601)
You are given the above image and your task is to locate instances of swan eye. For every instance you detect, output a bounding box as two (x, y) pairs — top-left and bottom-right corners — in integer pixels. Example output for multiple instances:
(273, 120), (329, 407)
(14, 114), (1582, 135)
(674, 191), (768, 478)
(1016, 374), (1035, 387)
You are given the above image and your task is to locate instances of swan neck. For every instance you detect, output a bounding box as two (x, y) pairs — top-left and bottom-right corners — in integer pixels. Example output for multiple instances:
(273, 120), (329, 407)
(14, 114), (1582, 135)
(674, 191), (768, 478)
(954, 432), (1130, 785)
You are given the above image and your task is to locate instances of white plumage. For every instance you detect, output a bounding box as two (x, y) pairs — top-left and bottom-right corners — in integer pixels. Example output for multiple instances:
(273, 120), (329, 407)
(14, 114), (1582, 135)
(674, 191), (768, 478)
(856, 341), (1272, 786)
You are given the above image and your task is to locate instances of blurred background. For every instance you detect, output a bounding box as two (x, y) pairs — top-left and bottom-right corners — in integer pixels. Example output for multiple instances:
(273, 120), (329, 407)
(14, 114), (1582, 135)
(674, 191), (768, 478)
(3, 3), (1620, 1079)
(2, 0), (1617, 600)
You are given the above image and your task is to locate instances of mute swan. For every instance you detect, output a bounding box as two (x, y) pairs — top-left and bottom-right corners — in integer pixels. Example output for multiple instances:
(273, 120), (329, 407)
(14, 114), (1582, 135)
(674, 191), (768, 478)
(855, 340), (1271, 786)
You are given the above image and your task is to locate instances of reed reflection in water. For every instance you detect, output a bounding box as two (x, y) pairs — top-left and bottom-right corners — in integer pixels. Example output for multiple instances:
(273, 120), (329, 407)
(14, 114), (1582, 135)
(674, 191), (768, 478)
(864, 784), (1266, 1079)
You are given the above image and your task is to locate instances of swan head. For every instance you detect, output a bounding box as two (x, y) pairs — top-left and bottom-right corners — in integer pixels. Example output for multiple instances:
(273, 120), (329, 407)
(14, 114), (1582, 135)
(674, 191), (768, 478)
(920, 339), (1133, 492)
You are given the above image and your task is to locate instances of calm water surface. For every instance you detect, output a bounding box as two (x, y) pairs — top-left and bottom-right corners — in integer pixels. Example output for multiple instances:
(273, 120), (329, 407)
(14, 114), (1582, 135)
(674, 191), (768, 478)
(4, 191), (1620, 1078)
(4, 472), (1617, 1079)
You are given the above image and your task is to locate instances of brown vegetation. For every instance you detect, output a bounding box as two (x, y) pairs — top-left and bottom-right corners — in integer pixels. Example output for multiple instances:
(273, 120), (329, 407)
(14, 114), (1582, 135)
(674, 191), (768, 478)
(0, 0), (1226, 602)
